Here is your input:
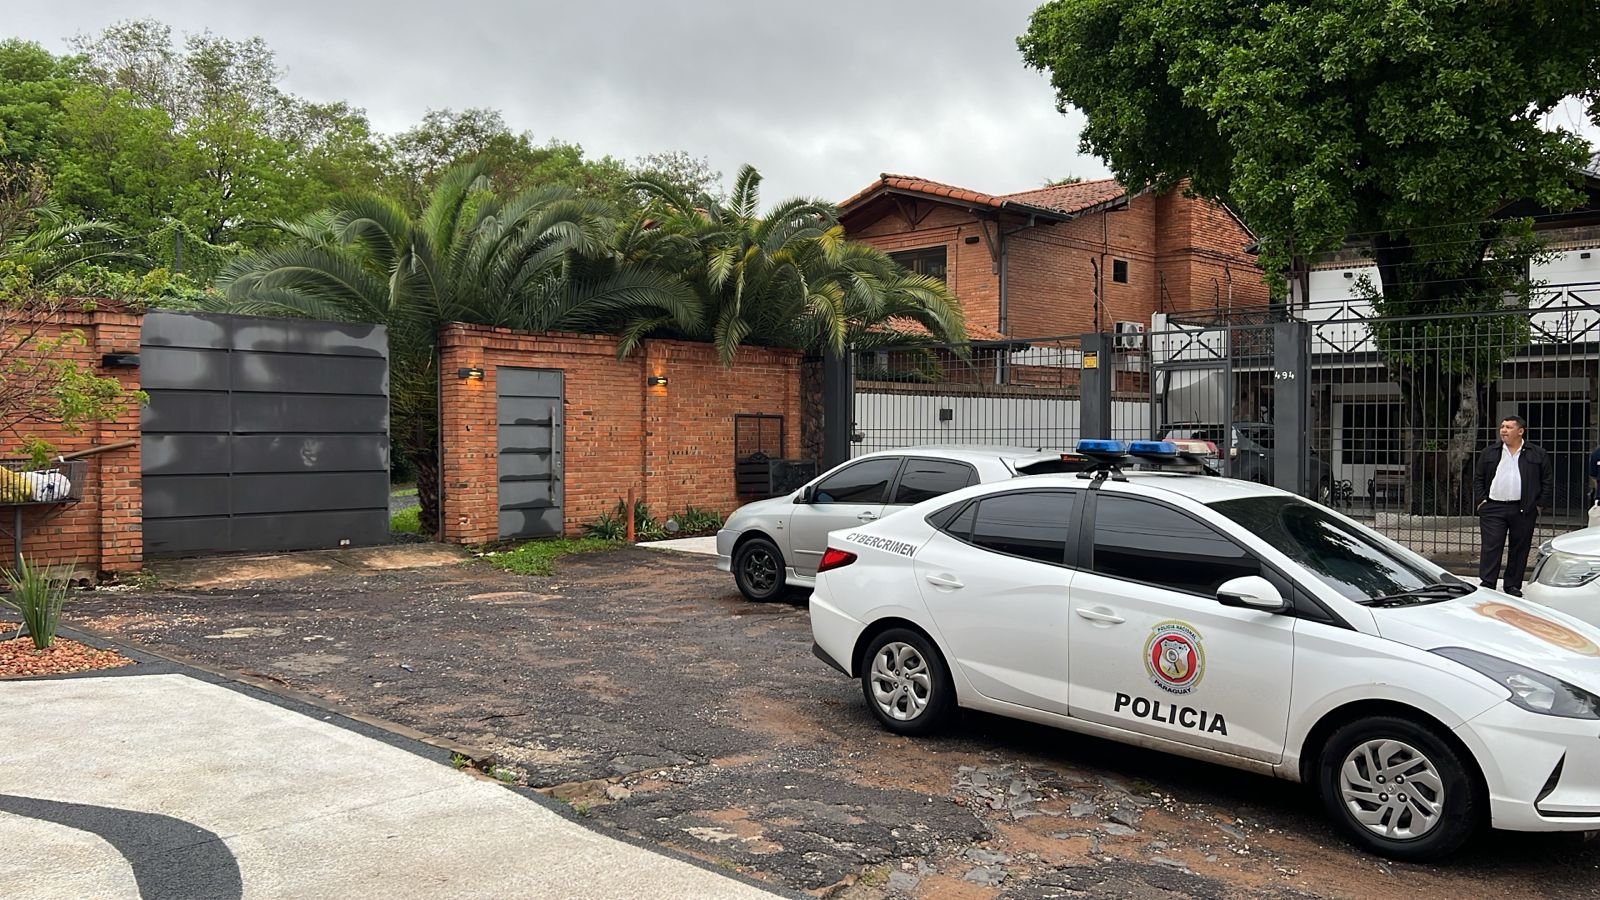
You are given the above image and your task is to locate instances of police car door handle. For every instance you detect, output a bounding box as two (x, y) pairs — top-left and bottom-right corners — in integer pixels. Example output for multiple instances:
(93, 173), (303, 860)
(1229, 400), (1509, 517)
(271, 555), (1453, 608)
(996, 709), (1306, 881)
(856, 511), (878, 521)
(925, 574), (964, 589)
(1076, 607), (1125, 624)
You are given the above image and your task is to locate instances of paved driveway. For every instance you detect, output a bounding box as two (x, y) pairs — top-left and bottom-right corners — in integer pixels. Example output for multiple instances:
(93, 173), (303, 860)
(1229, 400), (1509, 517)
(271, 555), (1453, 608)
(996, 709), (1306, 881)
(57, 545), (1600, 899)
(0, 670), (779, 900)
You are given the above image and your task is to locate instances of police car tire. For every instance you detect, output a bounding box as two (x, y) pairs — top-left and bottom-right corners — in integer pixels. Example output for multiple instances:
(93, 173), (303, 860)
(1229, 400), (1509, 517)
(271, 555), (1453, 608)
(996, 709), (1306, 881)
(1317, 715), (1483, 861)
(859, 628), (955, 736)
(732, 537), (786, 602)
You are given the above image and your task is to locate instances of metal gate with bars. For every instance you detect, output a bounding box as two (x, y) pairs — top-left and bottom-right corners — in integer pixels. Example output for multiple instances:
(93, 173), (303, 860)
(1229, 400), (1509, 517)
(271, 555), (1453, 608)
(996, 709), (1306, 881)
(843, 283), (1600, 564)
(140, 311), (391, 557)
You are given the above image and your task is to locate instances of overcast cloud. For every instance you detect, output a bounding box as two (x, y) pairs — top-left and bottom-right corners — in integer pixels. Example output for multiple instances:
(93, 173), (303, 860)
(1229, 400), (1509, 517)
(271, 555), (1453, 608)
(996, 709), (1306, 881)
(10, 3), (1596, 208)
(7, 1), (1110, 205)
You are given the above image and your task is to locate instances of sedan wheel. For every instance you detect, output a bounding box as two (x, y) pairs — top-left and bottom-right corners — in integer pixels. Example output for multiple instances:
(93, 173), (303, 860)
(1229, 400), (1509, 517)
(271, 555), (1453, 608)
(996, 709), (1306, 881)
(1337, 739), (1446, 840)
(732, 537), (785, 602)
(859, 629), (954, 735)
(1318, 715), (1482, 860)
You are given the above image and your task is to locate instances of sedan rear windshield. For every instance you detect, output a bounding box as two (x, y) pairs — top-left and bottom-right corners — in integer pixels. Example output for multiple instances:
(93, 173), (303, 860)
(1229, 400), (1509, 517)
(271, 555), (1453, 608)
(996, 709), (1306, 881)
(1208, 496), (1436, 602)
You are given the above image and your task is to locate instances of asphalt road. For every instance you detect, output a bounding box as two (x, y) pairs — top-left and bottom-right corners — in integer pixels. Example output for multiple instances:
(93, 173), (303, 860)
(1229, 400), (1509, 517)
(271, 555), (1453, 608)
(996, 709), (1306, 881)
(61, 546), (1600, 899)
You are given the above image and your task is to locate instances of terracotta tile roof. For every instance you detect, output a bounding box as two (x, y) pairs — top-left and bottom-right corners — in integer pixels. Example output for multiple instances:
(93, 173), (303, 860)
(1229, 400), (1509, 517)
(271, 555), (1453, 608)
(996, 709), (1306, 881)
(881, 317), (1010, 343)
(840, 173), (1127, 219)
(1001, 178), (1128, 215)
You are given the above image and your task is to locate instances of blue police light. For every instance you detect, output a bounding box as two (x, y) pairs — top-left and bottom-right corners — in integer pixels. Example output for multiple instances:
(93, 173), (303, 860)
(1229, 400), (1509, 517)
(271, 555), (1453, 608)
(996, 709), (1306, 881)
(1128, 440), (1180, 458)
(1075, 439), (1129, 457)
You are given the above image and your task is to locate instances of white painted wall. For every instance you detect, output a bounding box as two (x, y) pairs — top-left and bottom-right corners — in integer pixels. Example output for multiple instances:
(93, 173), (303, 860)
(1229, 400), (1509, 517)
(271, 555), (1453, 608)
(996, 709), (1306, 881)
(851, 392), (1153, 456)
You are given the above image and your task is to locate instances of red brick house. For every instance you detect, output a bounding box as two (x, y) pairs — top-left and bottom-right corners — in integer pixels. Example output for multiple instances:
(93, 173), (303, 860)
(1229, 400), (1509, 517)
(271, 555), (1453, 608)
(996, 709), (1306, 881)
(839, 175), (1268, 339)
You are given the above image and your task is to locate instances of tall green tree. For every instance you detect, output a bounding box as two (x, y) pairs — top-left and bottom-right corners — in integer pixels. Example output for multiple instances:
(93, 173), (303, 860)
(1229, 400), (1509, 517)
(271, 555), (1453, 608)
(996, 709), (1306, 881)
(209, 162), (699, 535)
(0, 164), (142, 463)
(622, 165), (966, 362)
(1020, 0), (1600, 509)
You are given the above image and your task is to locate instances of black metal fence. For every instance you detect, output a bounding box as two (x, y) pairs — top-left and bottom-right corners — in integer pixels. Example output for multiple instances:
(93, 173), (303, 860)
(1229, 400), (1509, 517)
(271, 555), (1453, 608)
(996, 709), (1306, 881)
(841, 281), (1600, 563)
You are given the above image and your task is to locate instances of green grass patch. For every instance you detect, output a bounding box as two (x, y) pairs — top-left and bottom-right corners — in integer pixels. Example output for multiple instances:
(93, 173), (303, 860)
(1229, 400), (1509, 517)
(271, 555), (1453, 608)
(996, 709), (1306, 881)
(390, 506), (421, 534)
(482, 537), (618, 576)
(390, 484), (418, 498)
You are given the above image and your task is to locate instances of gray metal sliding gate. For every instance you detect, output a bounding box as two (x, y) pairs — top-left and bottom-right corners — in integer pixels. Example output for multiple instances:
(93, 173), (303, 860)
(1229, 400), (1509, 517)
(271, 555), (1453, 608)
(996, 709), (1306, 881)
(139, 311), (391, 557)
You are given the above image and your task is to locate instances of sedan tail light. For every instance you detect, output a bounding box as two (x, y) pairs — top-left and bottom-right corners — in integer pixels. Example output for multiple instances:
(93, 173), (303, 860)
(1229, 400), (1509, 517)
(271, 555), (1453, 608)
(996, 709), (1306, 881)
(817, 548), (858, 573)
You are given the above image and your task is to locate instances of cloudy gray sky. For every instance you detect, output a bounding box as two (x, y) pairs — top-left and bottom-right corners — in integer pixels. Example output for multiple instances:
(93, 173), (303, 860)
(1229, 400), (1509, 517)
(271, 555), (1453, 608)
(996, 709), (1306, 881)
(9, 3), (1596, 208)
(8, 0), (1109, 204)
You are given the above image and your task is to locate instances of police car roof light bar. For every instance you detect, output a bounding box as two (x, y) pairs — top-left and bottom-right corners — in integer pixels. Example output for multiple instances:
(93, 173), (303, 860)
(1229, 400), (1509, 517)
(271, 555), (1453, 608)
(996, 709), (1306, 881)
(1128, 440), (1180, 460)
(1073, 439), (1131, 482)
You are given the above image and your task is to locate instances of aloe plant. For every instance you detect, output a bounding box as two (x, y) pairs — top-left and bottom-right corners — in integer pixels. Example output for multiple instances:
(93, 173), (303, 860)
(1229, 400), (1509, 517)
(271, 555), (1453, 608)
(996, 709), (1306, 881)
(2, 556), (73, 650)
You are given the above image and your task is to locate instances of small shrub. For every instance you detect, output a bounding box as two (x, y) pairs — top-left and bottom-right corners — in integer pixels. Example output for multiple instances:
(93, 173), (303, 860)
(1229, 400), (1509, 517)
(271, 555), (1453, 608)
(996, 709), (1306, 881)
(390, 506), (421, 534)
(626, 500), (667, 540)
(2, 557), (73, 650)
(671, 505), (724, 535)
(583, 512), (626, 541)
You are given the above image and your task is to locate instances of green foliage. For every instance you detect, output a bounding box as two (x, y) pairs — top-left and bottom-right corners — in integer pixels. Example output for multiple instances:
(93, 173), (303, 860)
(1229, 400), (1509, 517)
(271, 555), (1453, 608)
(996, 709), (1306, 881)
(621, 164), (968, 362)
(390, 506), (421, 535)
(481, 537), (618, 576)
(449, 752), (469, 770)
(625, 499), (667, 541)
(582, 512), (626, 542)
(1018, 0), (1598, 275)
(2, 556), (73, 650)
(669, 505), (723, 535)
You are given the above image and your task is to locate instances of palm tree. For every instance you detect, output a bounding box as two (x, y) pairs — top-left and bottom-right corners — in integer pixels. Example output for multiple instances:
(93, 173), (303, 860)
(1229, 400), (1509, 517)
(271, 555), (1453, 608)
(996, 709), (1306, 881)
(0, 163), (131, 283)
(619, 165), (966, 360)
(210, 161), (700, 536)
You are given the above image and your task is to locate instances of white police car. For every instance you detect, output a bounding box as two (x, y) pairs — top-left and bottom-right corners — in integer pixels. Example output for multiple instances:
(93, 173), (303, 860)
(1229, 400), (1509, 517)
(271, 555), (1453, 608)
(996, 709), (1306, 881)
(809, 439), (1600, 860)
(716, 445), (1082, 602)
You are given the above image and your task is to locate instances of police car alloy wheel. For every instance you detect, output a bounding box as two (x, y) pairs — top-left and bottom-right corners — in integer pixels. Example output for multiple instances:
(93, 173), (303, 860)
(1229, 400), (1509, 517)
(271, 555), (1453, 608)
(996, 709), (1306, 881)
(733, 537), (785, 602)
(1317, 716), (1482, 860)
(861, 628), (954, 735)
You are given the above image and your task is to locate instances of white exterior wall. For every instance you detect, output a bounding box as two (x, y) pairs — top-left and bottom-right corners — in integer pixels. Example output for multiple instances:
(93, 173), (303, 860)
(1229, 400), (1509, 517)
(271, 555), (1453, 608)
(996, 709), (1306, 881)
(851, 392), (1153, 456)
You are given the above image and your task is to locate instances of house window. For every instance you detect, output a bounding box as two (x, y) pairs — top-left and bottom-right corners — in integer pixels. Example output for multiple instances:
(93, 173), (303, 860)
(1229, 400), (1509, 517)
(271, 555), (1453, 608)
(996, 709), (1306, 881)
(1340, 404), (1403, 465)
(890, 246), (948, 282)
(1112, 259), (1129, 283)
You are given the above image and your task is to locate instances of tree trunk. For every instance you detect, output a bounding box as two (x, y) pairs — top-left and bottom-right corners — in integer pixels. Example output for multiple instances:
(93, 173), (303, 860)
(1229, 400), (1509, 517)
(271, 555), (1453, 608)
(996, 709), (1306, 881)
(1447, 374), (1480, 515)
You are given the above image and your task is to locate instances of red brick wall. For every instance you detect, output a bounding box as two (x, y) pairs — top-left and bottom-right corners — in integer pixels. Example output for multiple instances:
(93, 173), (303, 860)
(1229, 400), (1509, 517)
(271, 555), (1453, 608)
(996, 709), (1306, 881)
(1, 305), (143, 574)
(853, 205), (1001, 332)
(846, 188), (1268, 337)
(438, 325), (803, 544)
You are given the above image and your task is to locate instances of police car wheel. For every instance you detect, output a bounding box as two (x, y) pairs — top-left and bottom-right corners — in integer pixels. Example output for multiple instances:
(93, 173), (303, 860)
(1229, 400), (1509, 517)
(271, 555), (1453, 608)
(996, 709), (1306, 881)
(732, 537), (785, 602)
(1317, 715), (1482, 861)
(860, 628), (954, 736)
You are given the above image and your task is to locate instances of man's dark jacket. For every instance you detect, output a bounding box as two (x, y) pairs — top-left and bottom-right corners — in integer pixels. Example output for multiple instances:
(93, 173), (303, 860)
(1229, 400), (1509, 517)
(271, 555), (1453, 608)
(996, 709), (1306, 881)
(1472, 443), (1554, 515)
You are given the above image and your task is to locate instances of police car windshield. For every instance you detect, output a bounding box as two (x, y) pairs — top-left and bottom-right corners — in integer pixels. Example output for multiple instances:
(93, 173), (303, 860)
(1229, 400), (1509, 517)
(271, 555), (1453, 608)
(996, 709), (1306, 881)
(1208, 496), (1441, 604)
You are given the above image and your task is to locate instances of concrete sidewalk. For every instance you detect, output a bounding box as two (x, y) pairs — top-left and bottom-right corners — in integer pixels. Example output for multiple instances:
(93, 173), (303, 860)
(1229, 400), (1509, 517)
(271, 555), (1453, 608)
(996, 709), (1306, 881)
(0, 672), (781, 900)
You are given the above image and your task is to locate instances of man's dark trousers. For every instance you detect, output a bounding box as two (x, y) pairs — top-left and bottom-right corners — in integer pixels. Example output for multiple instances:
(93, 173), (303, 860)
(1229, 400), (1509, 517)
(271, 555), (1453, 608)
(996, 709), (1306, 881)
(1479, 500), (1537, 593)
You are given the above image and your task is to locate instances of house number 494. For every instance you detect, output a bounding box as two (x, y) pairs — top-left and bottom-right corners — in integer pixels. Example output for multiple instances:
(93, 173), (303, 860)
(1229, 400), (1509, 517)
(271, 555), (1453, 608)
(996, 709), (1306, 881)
(1275, 370), (1296, 380)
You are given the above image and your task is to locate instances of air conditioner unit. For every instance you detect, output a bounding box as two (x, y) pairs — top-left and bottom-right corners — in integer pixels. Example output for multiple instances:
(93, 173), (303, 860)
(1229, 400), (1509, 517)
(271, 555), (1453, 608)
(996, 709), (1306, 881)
(1114, 320), (1146, 350)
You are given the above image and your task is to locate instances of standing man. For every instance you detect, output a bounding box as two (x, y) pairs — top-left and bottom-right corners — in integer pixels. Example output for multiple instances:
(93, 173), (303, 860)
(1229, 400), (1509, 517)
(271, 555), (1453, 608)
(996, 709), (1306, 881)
(1474, 414), (1553, 597)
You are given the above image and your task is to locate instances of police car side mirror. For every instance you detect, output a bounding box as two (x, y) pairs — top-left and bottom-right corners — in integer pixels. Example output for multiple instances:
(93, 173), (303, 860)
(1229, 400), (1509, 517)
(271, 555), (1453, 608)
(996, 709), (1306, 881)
(1216, 576), (1289, 613)
(795, 485), (816, 504)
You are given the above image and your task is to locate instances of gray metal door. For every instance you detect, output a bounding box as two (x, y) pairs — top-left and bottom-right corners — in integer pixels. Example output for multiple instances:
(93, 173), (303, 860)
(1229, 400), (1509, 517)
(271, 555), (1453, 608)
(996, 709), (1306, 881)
(140, 311), (390, 557)
(496, 368), (564, 539)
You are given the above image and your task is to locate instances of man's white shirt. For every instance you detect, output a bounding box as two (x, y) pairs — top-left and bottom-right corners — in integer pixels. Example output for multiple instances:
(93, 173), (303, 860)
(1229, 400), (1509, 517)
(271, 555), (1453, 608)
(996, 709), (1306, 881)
(1489, 443), (1524, 502)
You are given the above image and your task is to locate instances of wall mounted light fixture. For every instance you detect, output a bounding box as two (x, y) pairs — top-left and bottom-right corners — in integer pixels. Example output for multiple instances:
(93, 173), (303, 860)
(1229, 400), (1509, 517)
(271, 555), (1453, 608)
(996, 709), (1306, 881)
(457, 366), (484, 380)
(647, 375), (669, 387)
(101, 352), (140, 368)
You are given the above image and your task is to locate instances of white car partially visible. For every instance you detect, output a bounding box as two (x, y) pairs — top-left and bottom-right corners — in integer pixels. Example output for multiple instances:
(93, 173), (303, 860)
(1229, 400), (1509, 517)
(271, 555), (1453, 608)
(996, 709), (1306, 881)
(809, 441), (1600, 860)
(1525, 527), (1600, 627)
(716, 445), (1079, 602)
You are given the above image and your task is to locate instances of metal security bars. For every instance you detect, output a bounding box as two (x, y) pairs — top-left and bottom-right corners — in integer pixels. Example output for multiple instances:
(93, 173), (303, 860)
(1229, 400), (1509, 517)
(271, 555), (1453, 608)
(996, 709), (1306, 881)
(840, 279), (1600, 566)
(848, 336), (1153, 456)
